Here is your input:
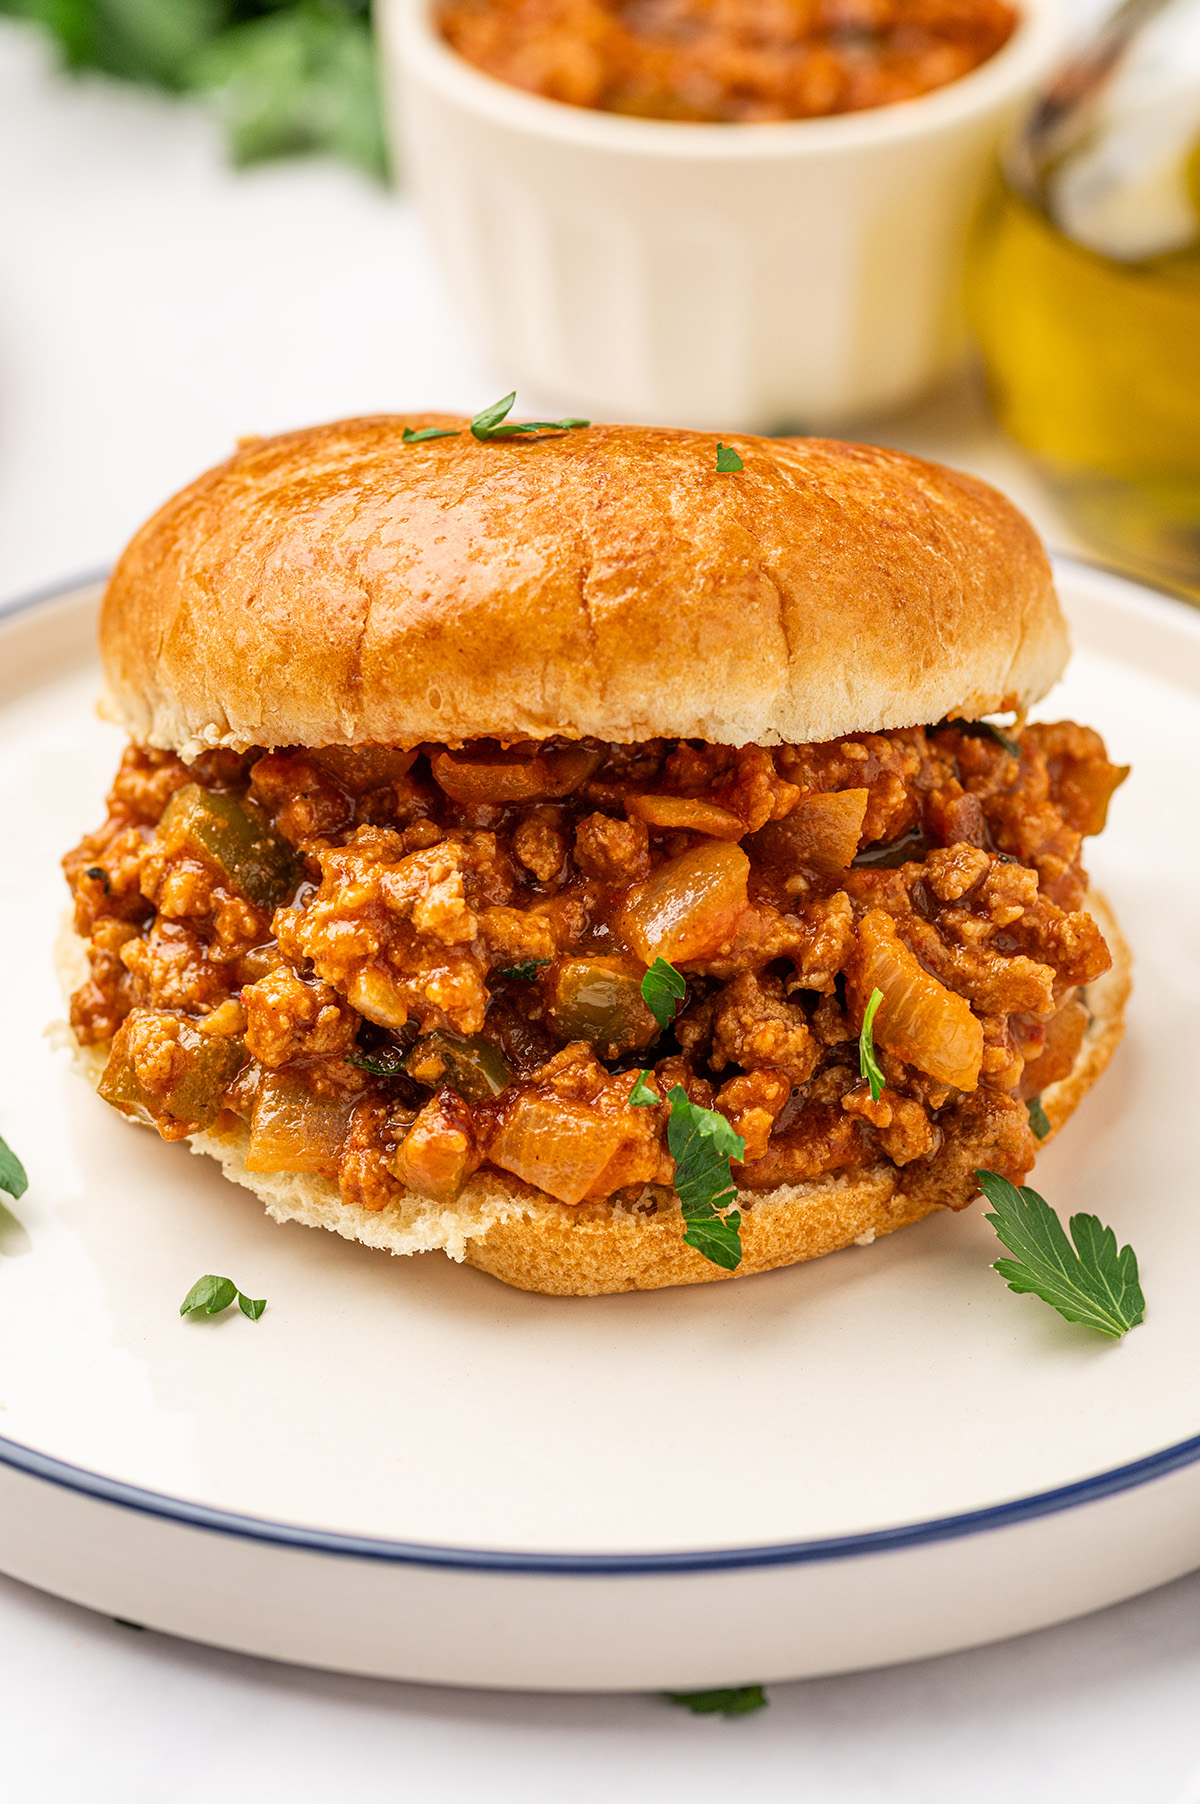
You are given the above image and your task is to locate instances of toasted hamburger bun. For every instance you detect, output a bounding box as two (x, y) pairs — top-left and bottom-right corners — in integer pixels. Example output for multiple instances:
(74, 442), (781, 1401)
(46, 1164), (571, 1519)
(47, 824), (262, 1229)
(75, 415), (1117, 1297)
(97, 416), (1068, 759)
(58, 894), (1129, 1296)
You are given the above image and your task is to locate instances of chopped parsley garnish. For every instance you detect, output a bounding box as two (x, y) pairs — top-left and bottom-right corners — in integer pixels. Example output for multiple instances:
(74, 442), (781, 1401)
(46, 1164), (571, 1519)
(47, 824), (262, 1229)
(629, 1068), (661, 1107)
(667, 1685), (767, 1716)
(938, 717), (1022, 759)
(641, 956), (687, 1030)
(180, 1274), (266, 1321)
(715, 443), (744, 473)
(349, 1048), (411, 1076)
(977, 1170), (1144, 1338)
(399, 398), (589, 448)
(858, 987), (885, 1103)
(469, 392), (589, 441)
(497, 958), (551, 981)
(84, 864), (111, 893)
(1026, 1095), (1051, 1139)
(633, 1075), (745, 1270)
(0, 1133), (28, 1202)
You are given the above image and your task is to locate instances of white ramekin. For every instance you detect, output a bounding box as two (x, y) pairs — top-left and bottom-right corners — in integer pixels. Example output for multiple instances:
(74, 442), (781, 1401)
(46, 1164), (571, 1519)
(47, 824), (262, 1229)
(381, 0), (1066, 432)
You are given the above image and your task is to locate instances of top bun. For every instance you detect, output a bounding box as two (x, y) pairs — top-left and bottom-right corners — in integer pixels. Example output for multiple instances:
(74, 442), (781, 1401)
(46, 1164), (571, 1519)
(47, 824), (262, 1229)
(99, 415), (1068, 757)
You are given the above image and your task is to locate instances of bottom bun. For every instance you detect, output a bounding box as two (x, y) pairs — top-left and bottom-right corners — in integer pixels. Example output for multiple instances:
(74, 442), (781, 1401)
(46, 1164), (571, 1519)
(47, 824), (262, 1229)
(58, 893), (1131, 1297)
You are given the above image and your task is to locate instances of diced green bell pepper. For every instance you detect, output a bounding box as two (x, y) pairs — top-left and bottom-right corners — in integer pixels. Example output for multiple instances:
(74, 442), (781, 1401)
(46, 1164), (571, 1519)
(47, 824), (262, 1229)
(157, 784), (297, 910)
(405, 1032), (512, 1104)
(99, 1013), (245, 1135)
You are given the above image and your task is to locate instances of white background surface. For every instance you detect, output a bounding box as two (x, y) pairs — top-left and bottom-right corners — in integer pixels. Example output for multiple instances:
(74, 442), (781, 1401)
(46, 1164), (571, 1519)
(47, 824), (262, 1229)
(3, 16), (1200, 1800)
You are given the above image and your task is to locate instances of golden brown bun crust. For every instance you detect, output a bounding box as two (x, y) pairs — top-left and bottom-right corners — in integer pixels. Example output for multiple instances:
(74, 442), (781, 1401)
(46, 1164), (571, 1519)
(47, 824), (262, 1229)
(58, 896), (1128, 1297)
(99, 415), (1068, 757)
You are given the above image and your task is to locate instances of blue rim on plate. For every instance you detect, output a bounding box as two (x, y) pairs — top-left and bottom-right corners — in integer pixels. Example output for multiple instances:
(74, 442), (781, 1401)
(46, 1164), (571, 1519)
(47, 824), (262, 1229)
(3, 563), (1197, 1578)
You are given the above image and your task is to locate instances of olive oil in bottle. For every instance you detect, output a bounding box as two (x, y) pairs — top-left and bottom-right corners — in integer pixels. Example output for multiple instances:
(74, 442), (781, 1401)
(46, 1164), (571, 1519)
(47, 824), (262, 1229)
(969, 0), (1200, 597)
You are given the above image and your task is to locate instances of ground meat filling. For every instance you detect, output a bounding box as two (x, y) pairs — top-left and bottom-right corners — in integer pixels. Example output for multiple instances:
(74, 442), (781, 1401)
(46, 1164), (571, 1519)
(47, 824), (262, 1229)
(437, 0), (1019, 124)
(65, 721), (1126, 1217)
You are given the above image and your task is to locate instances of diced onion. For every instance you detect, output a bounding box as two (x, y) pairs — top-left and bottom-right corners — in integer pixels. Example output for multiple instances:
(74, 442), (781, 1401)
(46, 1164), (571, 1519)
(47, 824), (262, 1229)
(488, 1094), (626, 1205)
(853, 908), (982, 1090)
(246, 1073), (359, 1178)
(432, 744), (601, 804)
(616, 841), (750, 964)
(626, 795), (746, 838)
(755, 788), (869, 873)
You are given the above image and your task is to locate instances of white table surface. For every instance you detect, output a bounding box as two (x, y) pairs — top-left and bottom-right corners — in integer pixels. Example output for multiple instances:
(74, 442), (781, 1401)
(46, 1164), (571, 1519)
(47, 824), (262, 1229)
(3, 19), (1199, 1801)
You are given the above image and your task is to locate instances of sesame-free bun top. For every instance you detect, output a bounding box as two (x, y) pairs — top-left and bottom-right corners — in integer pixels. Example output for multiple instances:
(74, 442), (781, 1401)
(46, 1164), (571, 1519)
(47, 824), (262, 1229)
(99, 415), (1068, 757)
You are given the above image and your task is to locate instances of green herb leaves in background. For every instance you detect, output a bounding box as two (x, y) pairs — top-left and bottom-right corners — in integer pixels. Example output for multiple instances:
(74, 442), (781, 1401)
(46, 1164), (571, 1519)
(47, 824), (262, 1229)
(0, 0), (387, 178)
(469, 392), (589, 441)
(667, 1685), (768, 1716)
(858, 986), (885, 1103)
(977, 1170), (1144, 1338)
(180, 1273), (267, 1321)
(632, 1076), (745, 1271)
(1026, 1095), (1051, 1139)
(0, 1132), (28, 1201)
(641, 956), (687, 1030)
(715, 443), (744, 473)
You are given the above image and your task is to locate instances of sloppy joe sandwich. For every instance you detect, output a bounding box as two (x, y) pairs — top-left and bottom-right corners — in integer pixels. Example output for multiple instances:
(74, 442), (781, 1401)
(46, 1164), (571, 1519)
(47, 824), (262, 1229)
(60, 415), (1130, 1295)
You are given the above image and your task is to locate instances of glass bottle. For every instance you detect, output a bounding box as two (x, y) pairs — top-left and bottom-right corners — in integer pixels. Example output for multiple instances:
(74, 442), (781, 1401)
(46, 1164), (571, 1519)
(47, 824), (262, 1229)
(970, 0), (1200, 598)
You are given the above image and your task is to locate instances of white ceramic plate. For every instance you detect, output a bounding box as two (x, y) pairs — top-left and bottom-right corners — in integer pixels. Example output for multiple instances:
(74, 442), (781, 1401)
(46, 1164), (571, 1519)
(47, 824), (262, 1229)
(1, 563), (1199, 1692)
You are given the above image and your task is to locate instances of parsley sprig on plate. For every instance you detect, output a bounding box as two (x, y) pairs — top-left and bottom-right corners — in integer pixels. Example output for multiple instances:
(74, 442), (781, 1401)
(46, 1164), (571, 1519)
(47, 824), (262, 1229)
(667, 1684), (767, 1716)
(977, 1170), (1144, 1338)
(0, 1132), (28, 1202)
(632, 1073), (745, 1271)
(180, 1274), (267, 1322)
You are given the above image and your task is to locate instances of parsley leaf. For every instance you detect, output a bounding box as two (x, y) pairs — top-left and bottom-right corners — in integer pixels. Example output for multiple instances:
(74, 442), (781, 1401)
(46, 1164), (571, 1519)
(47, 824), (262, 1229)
(180, 1274), (237, 1317)
(349, 1048), (410, 1076)
(0, 1133), (29, 1202)
(469, 392), (590, 440)
(402, 425), (460, 444)
(977, 1170), (1145, 1338)
(629, 1069), (661, 1107)
(715, 443), (744, 473)
(666, 1085), (745, 1271)
(497, 959), (551, 981)
(859, 987), (885, 1103)
(180, 1274), (266, 1321)
(1026, 1095), (1051, 1139)
(641, 956), (687, 1030)
(629, 1074), (745, 1267)
(667, 1685), (767, 1716)
(938, 717), (1022, 759)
